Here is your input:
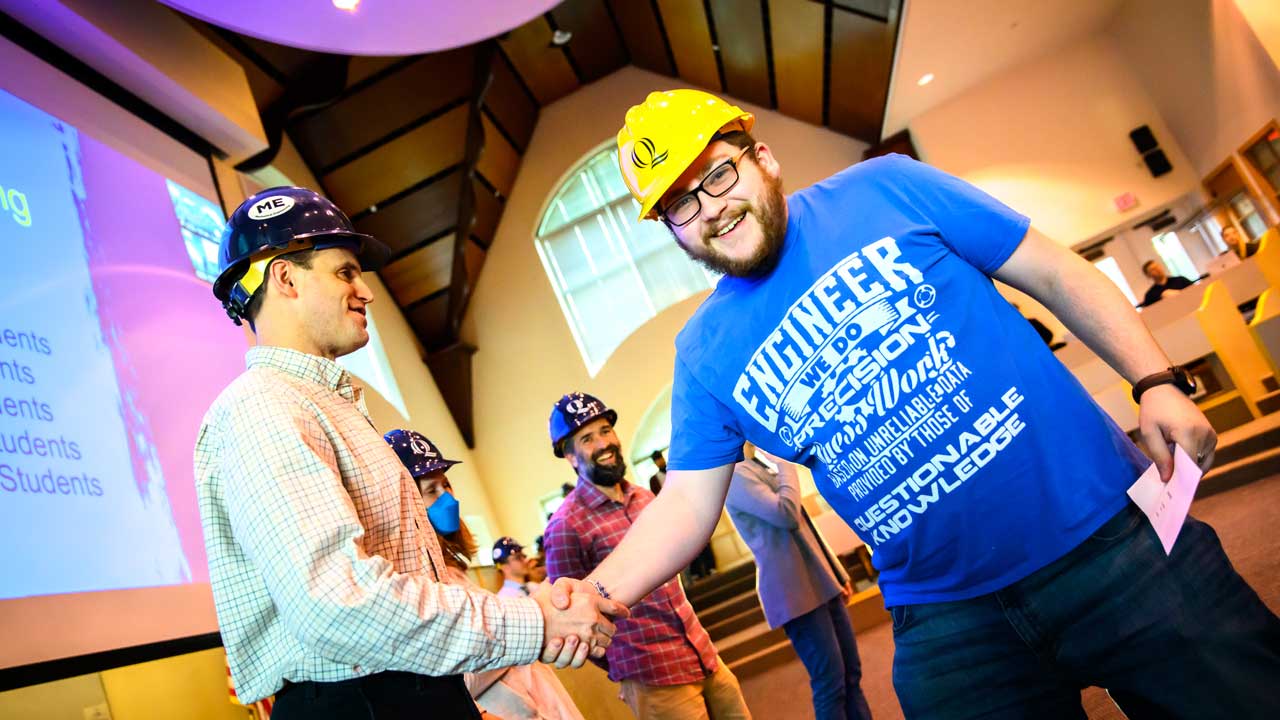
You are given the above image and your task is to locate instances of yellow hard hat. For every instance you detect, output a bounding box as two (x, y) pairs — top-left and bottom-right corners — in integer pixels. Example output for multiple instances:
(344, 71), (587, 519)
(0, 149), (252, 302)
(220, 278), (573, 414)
(616, 89), (754, 221)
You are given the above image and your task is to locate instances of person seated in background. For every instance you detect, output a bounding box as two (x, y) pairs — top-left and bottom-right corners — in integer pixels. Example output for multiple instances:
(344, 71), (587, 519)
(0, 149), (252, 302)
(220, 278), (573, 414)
(528, 535), (549, 584)
(725, 443), (871, 720)
(1140, 259), (1194, 306)
(387, 429), (585, 720)
(1014, 303), (1065, 350)
(648, 449), (668, 494)
(1224, 225), (1260, 259)
(494, 537), (541, 598)
(651, 448), (719, 583)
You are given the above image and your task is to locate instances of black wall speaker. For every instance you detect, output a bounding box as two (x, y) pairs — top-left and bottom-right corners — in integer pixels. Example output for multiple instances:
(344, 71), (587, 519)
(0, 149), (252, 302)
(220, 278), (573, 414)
(1143, 150), (1172, 178)
(1129, 124), (1172, 178)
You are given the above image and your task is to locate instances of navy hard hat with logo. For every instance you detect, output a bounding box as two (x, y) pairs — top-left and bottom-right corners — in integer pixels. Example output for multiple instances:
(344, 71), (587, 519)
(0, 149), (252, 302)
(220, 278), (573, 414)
(213, 186), (391, 325)
(384, 429), (461, 478)
(549, 391), (618, 457)
(492, 537), (525, 564)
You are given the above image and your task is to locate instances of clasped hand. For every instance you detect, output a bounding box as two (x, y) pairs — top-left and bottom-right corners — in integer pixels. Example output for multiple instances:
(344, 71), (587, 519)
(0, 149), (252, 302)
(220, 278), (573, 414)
(533, 577), (629, 668)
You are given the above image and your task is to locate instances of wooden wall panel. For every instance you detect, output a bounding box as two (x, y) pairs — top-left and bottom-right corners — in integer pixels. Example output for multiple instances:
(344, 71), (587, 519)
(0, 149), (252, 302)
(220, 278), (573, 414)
(381, 237), (456, 306)
(470, 178), (504, 246)
(238, 34), (312, 78)
(477, 113), (521, 197)
(606, 0), (674, 76)
(353, 170), (463, 257)
(485, 54), (539, 151)
(407, 293), (451, 348)
(346, 55), (409, 87)
(322, 104), (469, 212)
(291, 49), (474, 172)
(499, 17), (580, 104)
(709, 0), (771, 108)
(551, 0), (628, 83)
(769, 0), (825, 126)
(463, 239), (487, 294)
(655, 0), (720, 91)
(828, 9), (895, 142)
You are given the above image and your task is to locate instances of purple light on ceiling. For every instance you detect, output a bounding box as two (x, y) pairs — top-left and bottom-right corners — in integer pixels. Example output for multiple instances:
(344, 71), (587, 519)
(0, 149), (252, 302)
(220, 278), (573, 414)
(159, 0), (561, 56)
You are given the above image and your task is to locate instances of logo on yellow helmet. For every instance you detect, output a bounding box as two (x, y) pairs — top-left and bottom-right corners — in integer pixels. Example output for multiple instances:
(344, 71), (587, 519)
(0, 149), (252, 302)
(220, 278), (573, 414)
(630, 138), (669, 169)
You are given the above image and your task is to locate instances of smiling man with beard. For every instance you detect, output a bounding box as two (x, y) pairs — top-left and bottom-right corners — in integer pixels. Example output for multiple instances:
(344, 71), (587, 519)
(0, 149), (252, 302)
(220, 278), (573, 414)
(578, 89), (1280, 719)
(542, 392), (751, 720)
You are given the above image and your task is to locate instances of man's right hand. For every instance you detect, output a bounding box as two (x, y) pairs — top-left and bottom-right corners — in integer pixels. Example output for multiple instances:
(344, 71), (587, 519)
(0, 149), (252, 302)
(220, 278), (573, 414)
(534, 578), (629, 668)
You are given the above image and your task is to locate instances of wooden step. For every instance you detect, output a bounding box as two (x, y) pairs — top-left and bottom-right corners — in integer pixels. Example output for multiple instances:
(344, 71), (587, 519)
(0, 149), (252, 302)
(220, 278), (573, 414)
(1200, 446), (1280, 499)
(706, 604), (766, 641)
(1212, 412), (1280, 466)
(723, 587), (890, 681)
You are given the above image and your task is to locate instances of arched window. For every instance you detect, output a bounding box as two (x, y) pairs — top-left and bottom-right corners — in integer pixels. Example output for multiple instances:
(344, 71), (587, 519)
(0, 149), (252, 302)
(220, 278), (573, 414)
(535, 141), (718, 376)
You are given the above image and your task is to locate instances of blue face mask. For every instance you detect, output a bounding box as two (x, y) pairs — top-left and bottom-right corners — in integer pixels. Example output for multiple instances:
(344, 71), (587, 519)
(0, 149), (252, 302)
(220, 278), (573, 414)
(427, 492), (461, 534)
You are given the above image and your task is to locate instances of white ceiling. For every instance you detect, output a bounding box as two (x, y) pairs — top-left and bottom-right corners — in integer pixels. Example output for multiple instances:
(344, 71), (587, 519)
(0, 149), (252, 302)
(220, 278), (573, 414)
(883, 0), (1126, 137)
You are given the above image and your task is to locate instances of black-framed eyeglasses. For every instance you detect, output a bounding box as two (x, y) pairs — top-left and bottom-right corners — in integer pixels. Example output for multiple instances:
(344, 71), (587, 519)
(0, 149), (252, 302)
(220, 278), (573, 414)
(660, 147), (752, 227)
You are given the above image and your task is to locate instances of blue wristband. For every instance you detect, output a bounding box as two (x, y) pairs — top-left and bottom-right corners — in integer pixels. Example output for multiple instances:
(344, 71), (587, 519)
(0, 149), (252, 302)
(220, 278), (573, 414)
(589, 579), (610, 599)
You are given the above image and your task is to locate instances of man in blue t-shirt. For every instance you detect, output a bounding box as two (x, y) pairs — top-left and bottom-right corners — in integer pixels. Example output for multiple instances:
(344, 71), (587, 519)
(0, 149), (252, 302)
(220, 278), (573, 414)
(573, 89), (1280, 718)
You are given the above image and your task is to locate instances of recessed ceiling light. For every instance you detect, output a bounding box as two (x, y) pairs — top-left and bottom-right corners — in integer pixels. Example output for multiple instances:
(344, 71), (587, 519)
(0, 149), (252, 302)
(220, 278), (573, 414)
(333, 0), (359, 11)
(917, 73), (935, 86)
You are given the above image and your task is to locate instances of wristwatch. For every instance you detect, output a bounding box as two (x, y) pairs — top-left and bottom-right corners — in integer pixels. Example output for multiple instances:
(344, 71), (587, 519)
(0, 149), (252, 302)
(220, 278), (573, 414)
(1131, 366), (1197, 403)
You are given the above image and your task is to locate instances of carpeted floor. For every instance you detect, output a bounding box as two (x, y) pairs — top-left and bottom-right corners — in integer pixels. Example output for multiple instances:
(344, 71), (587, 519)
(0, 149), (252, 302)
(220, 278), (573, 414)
(738, 472), (1280, 719)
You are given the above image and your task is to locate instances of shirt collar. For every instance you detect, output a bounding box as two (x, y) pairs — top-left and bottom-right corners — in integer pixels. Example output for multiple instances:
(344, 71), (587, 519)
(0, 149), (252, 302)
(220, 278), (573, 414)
(573, 475), (633, 509)
(246, 346), (359, 401)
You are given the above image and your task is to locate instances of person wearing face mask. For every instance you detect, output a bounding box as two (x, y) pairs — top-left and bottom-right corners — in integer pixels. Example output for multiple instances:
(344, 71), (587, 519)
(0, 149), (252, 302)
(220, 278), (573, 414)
(542, 393), (751, 720)
(386, 429), (585, 720)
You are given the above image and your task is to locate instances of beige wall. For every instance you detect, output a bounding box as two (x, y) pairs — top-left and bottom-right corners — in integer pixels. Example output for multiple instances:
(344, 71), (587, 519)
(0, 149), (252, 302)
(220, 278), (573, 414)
(361, 272), (502, 533)
(1108, 0), (1280, 177)
(910, 33), (1200, 247)
(1234, 0), (1280, 71)
(462, 65), (868, 544)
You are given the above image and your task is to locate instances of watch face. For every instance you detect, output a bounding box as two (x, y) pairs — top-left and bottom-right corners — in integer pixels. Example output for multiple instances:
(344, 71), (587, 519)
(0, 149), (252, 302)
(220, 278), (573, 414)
(1173, 367), (1197, 394)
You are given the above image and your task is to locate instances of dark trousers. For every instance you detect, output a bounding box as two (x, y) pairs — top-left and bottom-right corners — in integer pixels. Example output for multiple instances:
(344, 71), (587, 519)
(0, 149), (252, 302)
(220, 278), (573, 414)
(784, 595), (874, 720)
(271, 671), (481, 720)
(890, 503), (1280, 719)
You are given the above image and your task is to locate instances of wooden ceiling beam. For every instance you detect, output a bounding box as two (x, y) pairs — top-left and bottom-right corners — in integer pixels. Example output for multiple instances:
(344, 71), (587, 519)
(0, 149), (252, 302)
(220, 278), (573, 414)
(447, 41), (499, 340)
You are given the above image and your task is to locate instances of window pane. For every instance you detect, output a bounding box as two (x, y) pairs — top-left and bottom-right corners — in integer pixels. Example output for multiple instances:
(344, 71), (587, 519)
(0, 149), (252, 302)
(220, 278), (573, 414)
(535, 143), (718, 375)
(1093, 256), (1138, 307)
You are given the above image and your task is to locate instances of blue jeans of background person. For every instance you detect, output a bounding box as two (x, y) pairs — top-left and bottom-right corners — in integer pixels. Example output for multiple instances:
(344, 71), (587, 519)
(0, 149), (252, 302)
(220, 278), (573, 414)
(890, 503), (1280, 719)
(784, 595), (874, 720)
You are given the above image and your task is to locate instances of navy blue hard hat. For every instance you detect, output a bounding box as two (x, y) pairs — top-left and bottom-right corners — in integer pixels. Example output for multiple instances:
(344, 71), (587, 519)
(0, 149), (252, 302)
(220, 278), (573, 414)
(492, 537), (525, 564)
(384, 429), (461, 478)
(213, 186), (391, 325)
(549, 392), (617, 458)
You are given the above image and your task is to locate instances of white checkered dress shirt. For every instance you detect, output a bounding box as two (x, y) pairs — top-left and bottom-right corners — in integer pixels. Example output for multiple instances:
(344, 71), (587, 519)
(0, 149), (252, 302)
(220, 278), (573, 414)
(196, 346), (542, 702)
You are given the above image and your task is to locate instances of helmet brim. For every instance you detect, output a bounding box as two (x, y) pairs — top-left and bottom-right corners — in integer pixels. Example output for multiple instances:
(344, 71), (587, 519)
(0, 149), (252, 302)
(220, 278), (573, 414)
(212, 231), (392, 303)
(552, 408), (619, 458)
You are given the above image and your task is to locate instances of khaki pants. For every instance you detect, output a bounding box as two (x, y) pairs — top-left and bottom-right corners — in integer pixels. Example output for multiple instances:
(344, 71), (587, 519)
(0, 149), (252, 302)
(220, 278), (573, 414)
(620, 660), (751, 720)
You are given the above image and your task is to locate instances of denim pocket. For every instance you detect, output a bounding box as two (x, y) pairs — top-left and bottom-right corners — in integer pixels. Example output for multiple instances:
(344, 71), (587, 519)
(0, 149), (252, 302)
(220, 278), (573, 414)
(890, 604), (914, 633)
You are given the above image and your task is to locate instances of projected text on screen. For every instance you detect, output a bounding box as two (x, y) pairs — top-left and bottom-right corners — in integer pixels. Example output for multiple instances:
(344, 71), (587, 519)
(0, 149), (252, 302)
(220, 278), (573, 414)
(0, 88), (241, 600)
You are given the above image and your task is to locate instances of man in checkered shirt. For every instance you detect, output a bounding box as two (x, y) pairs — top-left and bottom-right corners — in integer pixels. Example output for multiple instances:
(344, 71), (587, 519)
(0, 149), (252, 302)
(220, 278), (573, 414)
(197, 187), (626, 720)
(543, 392), (751, 719)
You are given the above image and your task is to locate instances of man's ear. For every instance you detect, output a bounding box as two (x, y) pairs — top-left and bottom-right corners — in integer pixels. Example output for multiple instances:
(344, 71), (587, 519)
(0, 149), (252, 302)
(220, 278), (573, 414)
(268, 257), (300, 298)
(565, 452), (580, 472)
(751, 141), (781, 180)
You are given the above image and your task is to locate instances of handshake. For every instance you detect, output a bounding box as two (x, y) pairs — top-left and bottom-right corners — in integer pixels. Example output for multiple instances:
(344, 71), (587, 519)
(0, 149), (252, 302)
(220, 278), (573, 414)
(532, 577), (630, 668)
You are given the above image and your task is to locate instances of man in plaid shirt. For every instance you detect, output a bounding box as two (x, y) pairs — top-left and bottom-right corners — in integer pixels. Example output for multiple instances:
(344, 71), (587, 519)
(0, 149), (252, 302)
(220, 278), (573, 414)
(198, 188), (626, 720)
(543, 392), (751, 719)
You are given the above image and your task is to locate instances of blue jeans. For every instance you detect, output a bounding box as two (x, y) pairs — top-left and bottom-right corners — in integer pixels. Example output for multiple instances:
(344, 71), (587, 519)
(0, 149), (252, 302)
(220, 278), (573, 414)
(890, 503), (1280, 719)
(784, 595), (874, 720)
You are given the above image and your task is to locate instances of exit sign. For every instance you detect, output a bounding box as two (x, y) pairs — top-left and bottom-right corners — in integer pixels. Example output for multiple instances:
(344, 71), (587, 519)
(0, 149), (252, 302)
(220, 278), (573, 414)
(1114, 192), (1139, 212)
